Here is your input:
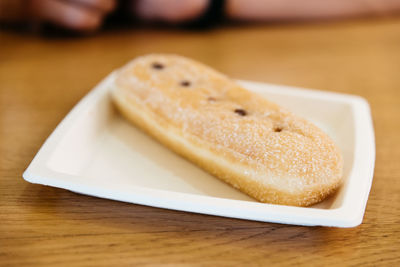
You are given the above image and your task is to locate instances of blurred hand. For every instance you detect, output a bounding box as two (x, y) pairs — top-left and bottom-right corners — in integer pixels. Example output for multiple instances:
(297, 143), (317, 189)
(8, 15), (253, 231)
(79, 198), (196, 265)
(29, 0), (116, 31)
(2, 0), (400, 33)
(226, 0), (400, 21)
(132, 0), (209, 23)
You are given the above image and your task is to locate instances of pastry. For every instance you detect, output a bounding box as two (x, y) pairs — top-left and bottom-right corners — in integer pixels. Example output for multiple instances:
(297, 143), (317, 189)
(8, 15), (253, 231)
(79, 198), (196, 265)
(111, 54), (343, 206)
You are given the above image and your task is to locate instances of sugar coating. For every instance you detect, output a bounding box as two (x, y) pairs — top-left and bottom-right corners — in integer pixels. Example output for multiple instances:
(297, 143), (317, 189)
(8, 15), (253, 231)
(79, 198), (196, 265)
(113, 54), (343, 205)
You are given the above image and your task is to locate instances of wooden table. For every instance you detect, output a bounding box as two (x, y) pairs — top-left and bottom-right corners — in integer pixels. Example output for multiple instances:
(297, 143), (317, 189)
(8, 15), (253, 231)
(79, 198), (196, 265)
(1, 18), (399, 266)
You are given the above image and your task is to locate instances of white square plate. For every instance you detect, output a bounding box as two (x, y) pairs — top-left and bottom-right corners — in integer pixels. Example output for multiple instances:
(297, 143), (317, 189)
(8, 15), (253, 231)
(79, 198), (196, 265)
(23, 72), (375, 227)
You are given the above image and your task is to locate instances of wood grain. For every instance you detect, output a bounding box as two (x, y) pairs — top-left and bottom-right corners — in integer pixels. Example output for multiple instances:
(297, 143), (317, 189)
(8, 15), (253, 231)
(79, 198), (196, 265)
(1, 18), (400, 266)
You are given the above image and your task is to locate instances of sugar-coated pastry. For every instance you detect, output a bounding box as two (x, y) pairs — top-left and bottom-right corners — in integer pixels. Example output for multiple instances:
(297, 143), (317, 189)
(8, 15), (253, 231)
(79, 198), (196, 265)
(111, 54), (343, 206)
